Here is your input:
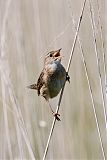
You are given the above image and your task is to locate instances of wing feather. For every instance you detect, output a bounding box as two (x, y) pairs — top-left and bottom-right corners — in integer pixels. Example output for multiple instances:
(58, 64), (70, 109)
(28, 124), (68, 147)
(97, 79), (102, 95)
(37, 70), (45, 95)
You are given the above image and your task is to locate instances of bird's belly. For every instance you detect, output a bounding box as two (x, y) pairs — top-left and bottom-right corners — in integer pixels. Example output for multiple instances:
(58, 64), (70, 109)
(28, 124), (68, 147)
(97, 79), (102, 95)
(48, 76), (66, 98)
(44, 62), (66, 99)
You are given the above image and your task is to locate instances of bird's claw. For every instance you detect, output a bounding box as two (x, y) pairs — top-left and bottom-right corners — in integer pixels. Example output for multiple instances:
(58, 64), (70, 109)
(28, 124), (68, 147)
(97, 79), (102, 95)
(66, 72), (70, 83)
(52, 112), (61, 121)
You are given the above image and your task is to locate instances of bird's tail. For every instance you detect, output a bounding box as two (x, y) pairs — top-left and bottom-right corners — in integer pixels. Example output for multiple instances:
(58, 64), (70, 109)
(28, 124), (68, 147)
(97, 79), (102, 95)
(27, 84), (37, 90)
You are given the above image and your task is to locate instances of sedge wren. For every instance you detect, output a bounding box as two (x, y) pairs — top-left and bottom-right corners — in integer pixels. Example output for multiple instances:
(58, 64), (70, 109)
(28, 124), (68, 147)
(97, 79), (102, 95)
(28, 48), (70, 121)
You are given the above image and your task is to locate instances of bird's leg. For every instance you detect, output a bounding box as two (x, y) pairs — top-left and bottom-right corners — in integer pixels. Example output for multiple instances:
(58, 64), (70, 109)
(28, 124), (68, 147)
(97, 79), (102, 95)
(66, 72), (70, 83)
(47, 100), (61, 121)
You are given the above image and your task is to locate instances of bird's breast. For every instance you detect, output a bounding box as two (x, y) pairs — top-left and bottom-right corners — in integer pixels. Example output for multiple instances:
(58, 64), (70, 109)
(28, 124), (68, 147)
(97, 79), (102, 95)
(45, 63), (66, 98)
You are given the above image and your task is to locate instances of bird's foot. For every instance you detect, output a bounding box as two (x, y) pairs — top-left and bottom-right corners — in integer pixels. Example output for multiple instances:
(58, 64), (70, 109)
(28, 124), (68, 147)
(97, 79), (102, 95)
(66, 72), (70, 83)
(52, 112), (61, 121)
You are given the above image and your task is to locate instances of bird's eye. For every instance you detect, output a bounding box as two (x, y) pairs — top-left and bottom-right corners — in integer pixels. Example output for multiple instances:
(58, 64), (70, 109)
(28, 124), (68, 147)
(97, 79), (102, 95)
(50, 53), (52, 57)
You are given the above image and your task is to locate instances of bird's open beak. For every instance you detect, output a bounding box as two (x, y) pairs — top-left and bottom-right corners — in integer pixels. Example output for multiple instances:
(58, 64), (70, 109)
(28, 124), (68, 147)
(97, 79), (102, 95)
(53, 48), (62, 58)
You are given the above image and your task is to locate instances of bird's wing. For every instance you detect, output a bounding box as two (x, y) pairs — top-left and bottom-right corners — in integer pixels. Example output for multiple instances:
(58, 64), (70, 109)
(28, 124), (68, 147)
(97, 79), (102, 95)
(37, 70), (45, 96)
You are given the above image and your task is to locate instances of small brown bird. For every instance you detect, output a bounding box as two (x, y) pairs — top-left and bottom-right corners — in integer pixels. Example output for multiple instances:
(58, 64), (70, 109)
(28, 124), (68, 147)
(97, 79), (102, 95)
(28, 48), (70, 121)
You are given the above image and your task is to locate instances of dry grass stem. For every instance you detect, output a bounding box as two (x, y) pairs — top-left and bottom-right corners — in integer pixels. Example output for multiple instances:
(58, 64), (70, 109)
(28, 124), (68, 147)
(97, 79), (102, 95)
(0, 0), (36, 158)
(89, 0), (107, 130)
(96, 0), (107, 99)
(43, 0), (87, 159)
(66, 1), (106, 159)
(0, 0), (106, 159)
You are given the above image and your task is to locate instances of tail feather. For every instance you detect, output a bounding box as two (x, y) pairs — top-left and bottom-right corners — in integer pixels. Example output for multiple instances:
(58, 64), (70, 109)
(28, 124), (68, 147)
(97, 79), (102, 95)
(27, 84), (37, 90)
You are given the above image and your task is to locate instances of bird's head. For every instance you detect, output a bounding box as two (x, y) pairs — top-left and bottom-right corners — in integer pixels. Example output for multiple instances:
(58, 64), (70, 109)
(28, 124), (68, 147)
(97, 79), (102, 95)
(44, 48), (62, 65)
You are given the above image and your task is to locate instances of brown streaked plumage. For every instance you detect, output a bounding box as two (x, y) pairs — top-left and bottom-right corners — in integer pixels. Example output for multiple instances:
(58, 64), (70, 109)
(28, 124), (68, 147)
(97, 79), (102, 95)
(28, 48), (70, 121)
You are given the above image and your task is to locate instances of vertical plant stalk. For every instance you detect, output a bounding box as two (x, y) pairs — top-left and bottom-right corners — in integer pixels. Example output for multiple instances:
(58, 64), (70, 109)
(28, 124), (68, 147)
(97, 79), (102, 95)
(88, 0), (107, 130)
(96, 0), (107, 100)
(42, 0), (87, 159)
(0, 0), (13, 159)
(0, 0), (36, 158)
(80, 38), (106, 160)
(66, 1), (106, 159)
(0, 68), (36, 159)
(1, 81), (13, 159)
(0, 0), (25, 158)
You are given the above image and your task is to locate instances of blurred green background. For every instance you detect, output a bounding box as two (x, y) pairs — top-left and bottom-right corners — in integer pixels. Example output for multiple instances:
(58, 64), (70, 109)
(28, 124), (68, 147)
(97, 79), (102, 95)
(0, 0), (107, 159)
